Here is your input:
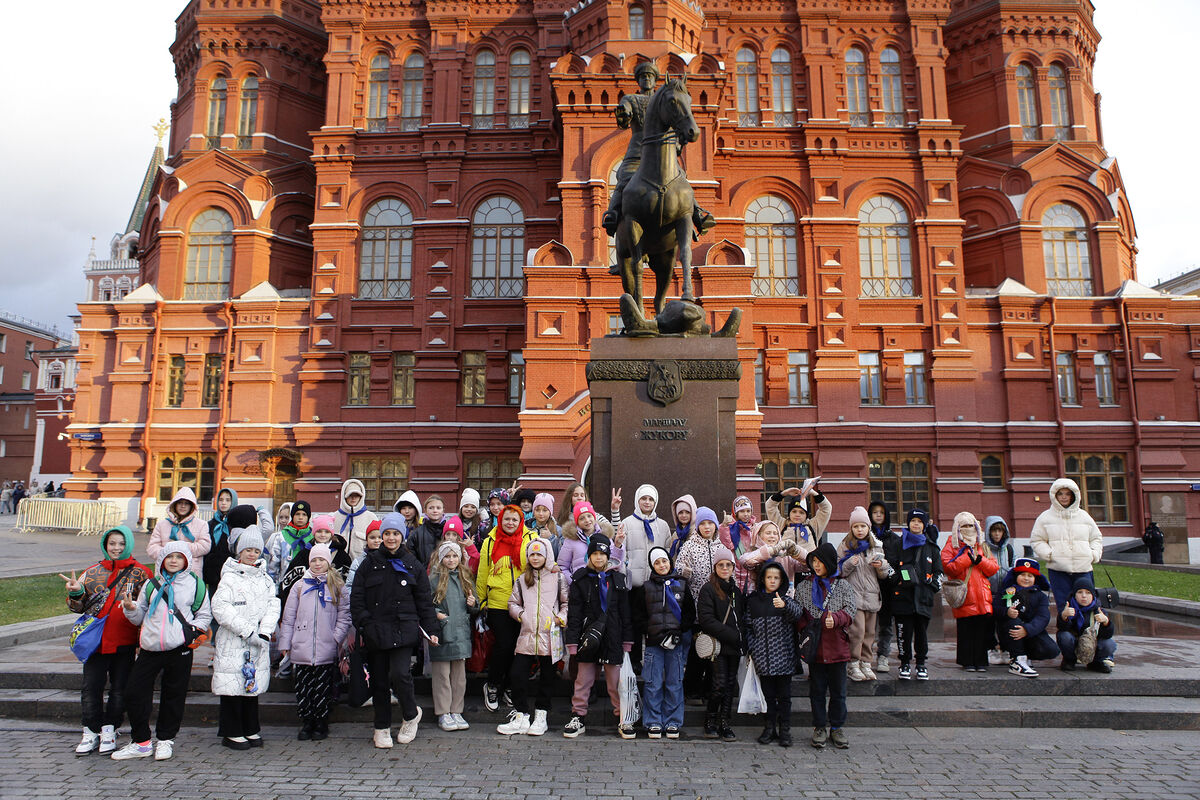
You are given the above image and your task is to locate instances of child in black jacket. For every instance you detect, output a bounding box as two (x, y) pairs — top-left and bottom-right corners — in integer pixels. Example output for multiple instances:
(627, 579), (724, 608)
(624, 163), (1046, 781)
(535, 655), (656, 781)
(564, 533), (633, 739)
(744, 561), (803, 747)
(883, 508), (942, 681)
(994, 558), (1059, 677)
(638, 546), (694, 739)
(696, 545), (742, 742)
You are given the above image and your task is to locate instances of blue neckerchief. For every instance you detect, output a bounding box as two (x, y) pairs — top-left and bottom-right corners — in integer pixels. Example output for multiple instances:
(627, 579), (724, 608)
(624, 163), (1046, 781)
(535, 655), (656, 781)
(663, 577), (683, 622)
(148, 571), (179, 614)
(810, 576), (831, 610)
(901, 530), (927, 550)
(670, 528), (688, 559)
(637, 512), (657, 546)
(836, 538), (869, 575)
(1066, 594), (1100, 634)
(590, 569), (609, 613)
(283, 525), (312, 548)
(729, 520), (750, 551)
(339, 506), (365, 537)
(788, 522), (812, 542)
(211, 511), (230, 544)
(387, 558), (411, 578)
(302, 576), (329, 608)
(169, 518), (195, 543)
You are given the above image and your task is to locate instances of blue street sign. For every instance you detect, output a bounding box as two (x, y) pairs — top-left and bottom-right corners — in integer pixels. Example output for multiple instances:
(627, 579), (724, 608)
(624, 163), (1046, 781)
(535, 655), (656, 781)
(72, 432), (102, 441)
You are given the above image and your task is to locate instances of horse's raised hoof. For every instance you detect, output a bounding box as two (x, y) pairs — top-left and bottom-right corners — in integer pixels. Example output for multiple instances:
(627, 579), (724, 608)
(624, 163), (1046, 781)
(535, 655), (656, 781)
(714, 307), (742, 338)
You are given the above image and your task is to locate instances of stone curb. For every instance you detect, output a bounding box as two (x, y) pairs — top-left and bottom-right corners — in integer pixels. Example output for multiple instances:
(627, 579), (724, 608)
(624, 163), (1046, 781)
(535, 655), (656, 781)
(0, 615), (77, 650)
(1120, 591), (1200, 618)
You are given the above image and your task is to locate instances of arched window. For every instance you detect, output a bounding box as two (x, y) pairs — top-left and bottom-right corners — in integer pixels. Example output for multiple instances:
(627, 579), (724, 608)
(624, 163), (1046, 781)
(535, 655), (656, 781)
(745, 196), (798, 296)
(237, 75), (258, 149)
(1042, 203), (1092, 296)
(470, 196), (524, 298)
(115, 276), (133, 300)
(881, 48), (903, 126)
(206, 77), (227, 149)
(1016, 63), (1039, 140)
(99, 277), (114, 303)
(770, 49), (795, 126)
(846, 48), (869, 126)
(735, 48), (760, 126)
(473, 50), (496, 129)
(1048, 63), (1071, 140)
(629, 5), (645, 40)
(508, 49), (531, 128)
(858, 196), (914, 297)
(184, 208), (233, 301)
(367, 54), (389, 131)
(359, 199), (414, 299)
(401, 53), (424, 131)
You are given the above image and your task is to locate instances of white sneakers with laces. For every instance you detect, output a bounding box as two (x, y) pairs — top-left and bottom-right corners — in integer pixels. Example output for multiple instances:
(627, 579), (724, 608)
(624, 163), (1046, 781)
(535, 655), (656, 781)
(154, 739), (174, 761)
(396, 707), (422, 744)
(373, 728), (394, 749)
(99, 725), (117, 754)
(75, 729), (100, 755)
(497, 710), (531, 735)
(527, 709), (548, 736)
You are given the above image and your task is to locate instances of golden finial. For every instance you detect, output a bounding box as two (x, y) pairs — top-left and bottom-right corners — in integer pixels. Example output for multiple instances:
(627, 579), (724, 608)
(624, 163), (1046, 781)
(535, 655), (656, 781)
(153, 118), (169, 147)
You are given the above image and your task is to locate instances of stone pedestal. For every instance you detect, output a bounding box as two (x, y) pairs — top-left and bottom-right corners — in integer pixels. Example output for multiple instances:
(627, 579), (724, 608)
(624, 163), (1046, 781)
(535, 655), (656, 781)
(587, 337), (740, 518)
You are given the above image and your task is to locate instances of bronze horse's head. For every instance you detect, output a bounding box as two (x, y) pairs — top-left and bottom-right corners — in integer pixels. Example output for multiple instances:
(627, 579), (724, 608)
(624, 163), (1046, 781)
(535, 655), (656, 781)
(650, 77), (698, 145)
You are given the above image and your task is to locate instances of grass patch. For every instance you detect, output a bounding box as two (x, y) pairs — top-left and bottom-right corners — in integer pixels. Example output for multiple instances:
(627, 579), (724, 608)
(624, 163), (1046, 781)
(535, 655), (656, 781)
(0, 574), (73, 626)
(1096, 563), (1200, 603)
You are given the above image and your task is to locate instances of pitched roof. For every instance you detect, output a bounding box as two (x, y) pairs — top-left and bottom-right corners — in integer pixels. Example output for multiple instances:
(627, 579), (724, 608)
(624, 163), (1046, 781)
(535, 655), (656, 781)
(124, 142), (165, 235)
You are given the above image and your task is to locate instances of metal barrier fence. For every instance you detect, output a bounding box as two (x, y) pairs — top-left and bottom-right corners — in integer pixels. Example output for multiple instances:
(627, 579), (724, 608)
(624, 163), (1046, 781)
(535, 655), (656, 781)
(16, 498), (125, 536)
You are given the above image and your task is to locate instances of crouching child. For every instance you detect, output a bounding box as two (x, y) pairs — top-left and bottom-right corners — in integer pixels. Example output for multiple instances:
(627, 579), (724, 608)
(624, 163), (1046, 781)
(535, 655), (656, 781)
(994, 558), (1059, 678)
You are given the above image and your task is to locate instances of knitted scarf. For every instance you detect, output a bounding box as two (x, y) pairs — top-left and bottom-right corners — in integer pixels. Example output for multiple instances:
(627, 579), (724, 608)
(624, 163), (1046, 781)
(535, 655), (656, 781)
(491, 527), (523, 566)
(836, 537), (869, 574)
(901, 530), (927, 550)
(101, 557), (139, 585)
(1066, 593), (1100, 634)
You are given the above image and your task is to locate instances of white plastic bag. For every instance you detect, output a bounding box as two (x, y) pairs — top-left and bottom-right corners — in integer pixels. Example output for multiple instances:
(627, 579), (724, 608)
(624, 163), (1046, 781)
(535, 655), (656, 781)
(737, 657), (768, 715)
(618, 653), (641, 727)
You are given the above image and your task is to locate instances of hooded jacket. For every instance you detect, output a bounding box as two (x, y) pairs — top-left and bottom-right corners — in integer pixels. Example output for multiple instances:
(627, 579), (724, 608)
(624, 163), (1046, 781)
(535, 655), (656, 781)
(565, 562), (633, 664)
(738, 521), (807, 593)
(868, 501), (894, 542)
(795, 544), (857, 664)
(66, 526), (151, 654)
(279, 568), (353, 667)
(147, 487), (211, 561)
(615, 484), (671, 589)
(668, 494), (698, 558)
(744, 564), (804, 676)
(203, 488), (239, 590)
(266, 501), (311, 584)
(1059, 575), (1114, 641)
(883, 509), (943, 618)
(391, 490), (423, 538)
(336, 479), (380, 560)
(210, 555), (280, 696)
(350, 543), (439, 650)
(556, 517), (620, 584)
(637, 552), (695, 646)
(835, 530), (892, 613)
(123, 541), (213, 653)
(1029, 478), (1104, 573)
(508, 540), (570, 658)
(408, 514), (445, 568)
(983, 515), (1017, 593)
(719, 500), (758, 590)
(430, 569), (474, 662)
(993, 566), (1056, 653)
(280, 530), (352, 601)
(765, 491), (832, 551)
(940, 512), (999, 619)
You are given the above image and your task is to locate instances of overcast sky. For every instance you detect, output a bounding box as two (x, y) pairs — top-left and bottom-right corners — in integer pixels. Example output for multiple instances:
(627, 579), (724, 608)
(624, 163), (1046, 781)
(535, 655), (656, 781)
(1, 1), (1194, 334)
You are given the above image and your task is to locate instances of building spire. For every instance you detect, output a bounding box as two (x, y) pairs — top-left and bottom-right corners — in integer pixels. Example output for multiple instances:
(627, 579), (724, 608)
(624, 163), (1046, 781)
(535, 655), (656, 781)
(153, 118), (169, 148)
(124, 119), (169, 236)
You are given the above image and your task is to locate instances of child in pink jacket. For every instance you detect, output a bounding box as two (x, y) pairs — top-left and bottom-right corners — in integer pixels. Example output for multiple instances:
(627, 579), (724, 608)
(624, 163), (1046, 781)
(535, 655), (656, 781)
(147, 487), (211, 562)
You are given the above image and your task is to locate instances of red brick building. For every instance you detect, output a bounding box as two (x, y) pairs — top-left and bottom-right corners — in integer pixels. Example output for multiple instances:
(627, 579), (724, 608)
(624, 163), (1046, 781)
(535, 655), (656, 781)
(69, 0), (1200, 561)
(0, 314), (70, 487)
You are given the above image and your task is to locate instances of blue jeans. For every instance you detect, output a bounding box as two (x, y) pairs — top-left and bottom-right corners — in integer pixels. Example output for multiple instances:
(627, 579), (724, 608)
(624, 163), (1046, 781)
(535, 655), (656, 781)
(807, 661), (848, 730)
(1047, 569), (1094, 612)
(1056, 630), (1117, 666)
(642, 640), (686, 729)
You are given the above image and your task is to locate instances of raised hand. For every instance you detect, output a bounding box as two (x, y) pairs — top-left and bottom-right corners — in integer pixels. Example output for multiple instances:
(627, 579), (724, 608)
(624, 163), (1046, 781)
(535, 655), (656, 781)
(610, 488), (622, 512)
(59, 571), (82, 593)
(781, 487), (802, 498)
(722, 511), (733, 526)
(824, 612), (834, 629)
(772, 596), (785, 609)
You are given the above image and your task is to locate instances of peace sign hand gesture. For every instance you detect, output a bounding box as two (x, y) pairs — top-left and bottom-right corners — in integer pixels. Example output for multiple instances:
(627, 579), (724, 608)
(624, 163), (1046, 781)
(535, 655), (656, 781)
(610, 488), (622, 513)
(59, 571), (82, 593)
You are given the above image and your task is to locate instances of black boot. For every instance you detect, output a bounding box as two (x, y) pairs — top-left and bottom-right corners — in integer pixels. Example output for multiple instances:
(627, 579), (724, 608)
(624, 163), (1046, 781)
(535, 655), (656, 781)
(757, 718), (777, 745)
(718, 695), (737, 742)
(702, 712), (719, 739)
(778, 710), (793, 748)
(297, 721), (314, 741)
(311, 719), (328, 741)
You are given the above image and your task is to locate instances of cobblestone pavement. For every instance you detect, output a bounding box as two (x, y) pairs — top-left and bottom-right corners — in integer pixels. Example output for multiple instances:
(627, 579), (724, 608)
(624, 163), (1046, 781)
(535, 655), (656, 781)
(3, 720), (1198, 800)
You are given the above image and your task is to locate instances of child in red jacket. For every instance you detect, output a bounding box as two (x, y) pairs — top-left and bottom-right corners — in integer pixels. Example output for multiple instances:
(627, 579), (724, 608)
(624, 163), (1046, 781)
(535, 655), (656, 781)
(795, 543), (856, 749)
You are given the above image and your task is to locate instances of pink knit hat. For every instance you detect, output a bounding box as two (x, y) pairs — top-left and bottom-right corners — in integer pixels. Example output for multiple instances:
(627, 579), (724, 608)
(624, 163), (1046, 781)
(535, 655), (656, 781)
(443, 515), (465, 539)
(311, 514), (336, 534)
(713, 545), (736, 566)
(849, 506), (871, 528)
(309, 543), (333, 565)
(533, 492), (555, 515)
(573, 501), (597, 526)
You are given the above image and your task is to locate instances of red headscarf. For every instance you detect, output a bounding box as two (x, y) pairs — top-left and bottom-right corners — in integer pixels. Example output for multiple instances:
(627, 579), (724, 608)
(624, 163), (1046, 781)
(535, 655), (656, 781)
(491, 505), (526, 566)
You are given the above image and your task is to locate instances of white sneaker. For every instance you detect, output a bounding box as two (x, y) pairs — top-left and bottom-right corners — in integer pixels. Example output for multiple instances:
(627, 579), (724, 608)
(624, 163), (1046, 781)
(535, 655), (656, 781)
(438, 714), (457, 732)
(875, 656), (890, 673)
(373, 728), (394, 749)
(99, 725), (117, 754)
(497, 710), (531, 735)
(847, 660), (866, 682)
(527, 709), (548, 736)
(154, 739), (174, 761)
(988, 648), (1010, 666)
(111, 741), (153, 760)
(453, 713), (470, 731)
(397, 707), (422, 744)
(1009, 660), (1039, 678)
(75, 728), (100, 755)
(860, 662), (877, 681)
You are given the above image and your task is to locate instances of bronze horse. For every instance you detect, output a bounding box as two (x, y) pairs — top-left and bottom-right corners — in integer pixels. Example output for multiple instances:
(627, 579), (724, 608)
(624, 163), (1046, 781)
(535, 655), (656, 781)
(614, 77), (699, 316)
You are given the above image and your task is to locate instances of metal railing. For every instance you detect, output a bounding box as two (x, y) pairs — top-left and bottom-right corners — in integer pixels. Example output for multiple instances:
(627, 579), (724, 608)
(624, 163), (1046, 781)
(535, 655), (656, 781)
(16, 498), (124, 536)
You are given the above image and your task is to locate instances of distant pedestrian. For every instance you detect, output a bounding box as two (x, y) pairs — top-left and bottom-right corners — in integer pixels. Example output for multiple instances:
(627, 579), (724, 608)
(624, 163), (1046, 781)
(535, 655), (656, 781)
(0, 482), (12, 514)
(1143, 522), (1165, 565)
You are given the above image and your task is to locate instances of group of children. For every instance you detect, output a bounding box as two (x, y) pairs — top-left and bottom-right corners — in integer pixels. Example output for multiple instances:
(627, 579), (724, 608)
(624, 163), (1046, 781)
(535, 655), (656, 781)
(63, 476), (1117, 758)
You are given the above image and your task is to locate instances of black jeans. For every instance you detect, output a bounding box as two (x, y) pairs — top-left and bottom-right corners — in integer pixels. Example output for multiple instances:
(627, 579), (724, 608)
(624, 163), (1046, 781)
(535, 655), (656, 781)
(683, 627), (711, 699)
(706, 651), (739, 712)
(999, 625), (1060, 660)
(807, 661), (848, 730)
(875, 605), (895, 660)
(629, 585), (646, 671)
(125, 646), (193, 743)
(487, 609), (520, 693)
(369, 646), (417, 729)
(895, 613), (930, 666)
(81, 645), (136, 732)
(759, 673), (792, 727)
(218, 695), (261, 739)
(509, 653), (556, 714)
(955, 614), (993, 668)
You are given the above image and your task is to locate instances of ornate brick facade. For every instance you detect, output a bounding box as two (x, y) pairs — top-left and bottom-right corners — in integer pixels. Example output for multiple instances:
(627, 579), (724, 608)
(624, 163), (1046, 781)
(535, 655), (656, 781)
(68, 0), (1200, 560)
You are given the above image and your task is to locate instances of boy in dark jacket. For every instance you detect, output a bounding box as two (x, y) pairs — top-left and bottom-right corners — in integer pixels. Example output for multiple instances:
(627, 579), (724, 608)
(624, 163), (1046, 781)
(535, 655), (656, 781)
(1056, 576), (1116, 672)
(350, 517), (440, 748)
(638, 546), (694, 739)
(564, 533), (633, 739)
(745, 561), (803, 747)
(868, 501), (896, 673)
(883, 508), (942, 681)
(994, 558), (1059, 677)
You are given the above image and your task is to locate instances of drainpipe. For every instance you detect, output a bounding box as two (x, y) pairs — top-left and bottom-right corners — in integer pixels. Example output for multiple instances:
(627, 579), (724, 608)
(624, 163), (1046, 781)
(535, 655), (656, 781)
(1118, 297), (1145, 531)
(138, 300), (165, 527)
(213, 302), (235, 493)
(1045, 295), (1066, 475)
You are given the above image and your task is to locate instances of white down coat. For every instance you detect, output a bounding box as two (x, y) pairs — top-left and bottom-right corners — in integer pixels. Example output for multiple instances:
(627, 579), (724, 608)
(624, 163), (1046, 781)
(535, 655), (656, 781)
(1029, 478), (1104, 573)
(211, 558), (280, 697)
